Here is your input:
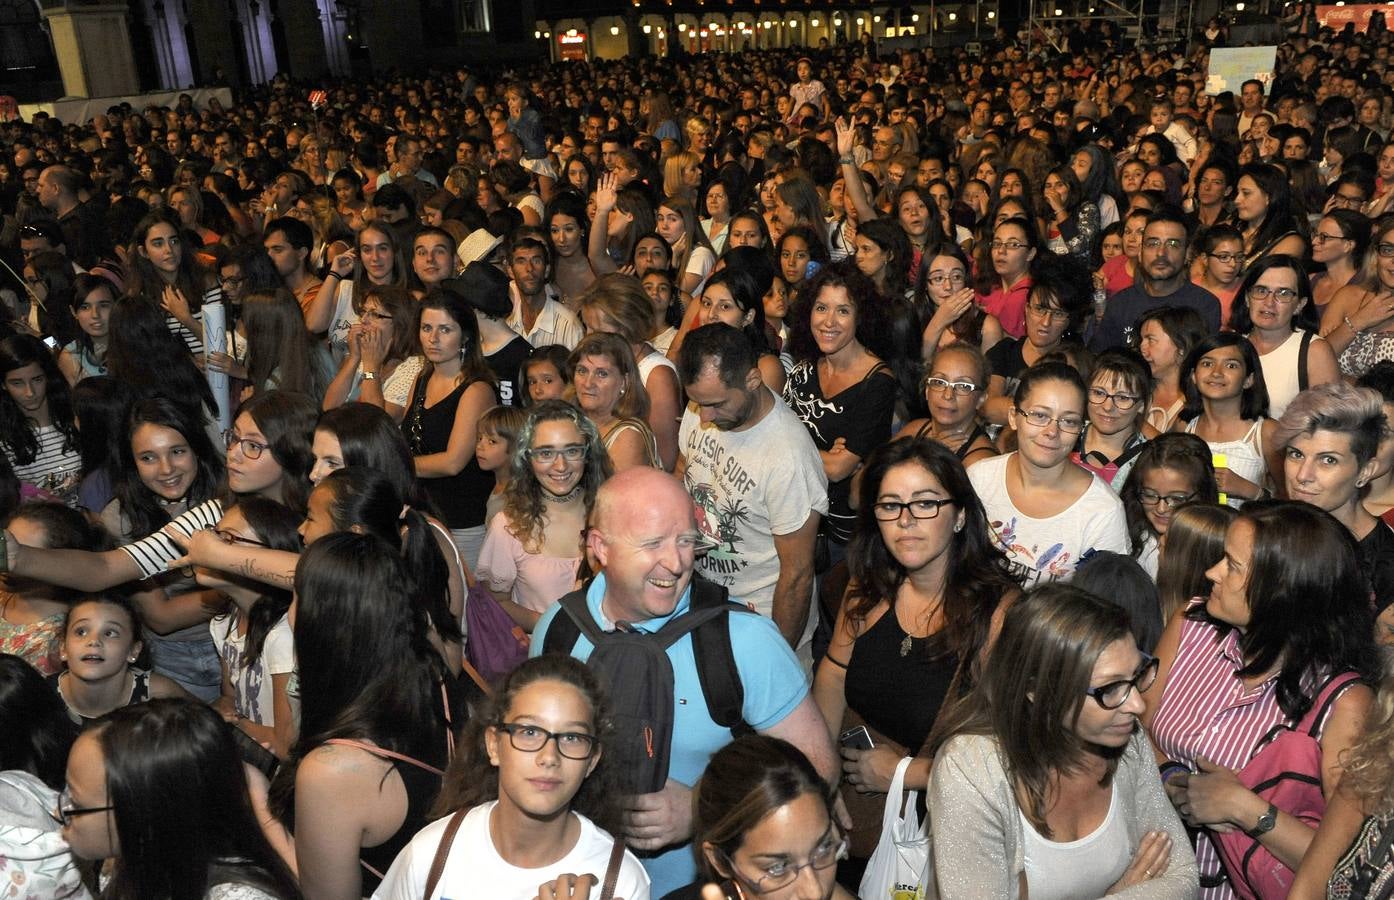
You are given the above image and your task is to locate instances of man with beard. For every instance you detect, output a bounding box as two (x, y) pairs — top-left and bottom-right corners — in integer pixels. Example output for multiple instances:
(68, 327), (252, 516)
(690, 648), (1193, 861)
(505, 234), (582, 350)
(1089, 208), (1221, 352)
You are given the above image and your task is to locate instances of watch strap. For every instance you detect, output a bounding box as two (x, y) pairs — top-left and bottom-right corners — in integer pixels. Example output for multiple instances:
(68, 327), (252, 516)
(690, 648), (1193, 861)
(1244, 802), (1279, 838)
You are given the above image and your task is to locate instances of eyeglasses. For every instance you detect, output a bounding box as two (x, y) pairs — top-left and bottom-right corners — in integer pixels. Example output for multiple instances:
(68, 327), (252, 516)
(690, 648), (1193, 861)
(1208, 251), (1242, 264)
(1088, 387), (1140, 409)
(213, 528), (268, 548)
(1142, 237), (1186, 251)
(1330, 193), (1365, 208)
(1015, 408), (1086, 433)
(990, 239), (1028, 251)
(53, 786), (114, 826)
(1378, 242), (1394, 258)
(926, 377), (979, 396)
(720, 825), (848, 894)
(1137, 489), (1195, 510)
(1085, 654), (1159, 709)
(1311, 232), (1352, 245)
(1026, 303), (1070, 322)
(362, 310), (394, 322)
(872, 497), (955, 521)
(928, 271), (967, 286)
(225, 431), (268, 460)
(528, 444), (587, 464)
(218, 274), (245, 288)
(493, 722), (598, 759)
(1248, 285), (1299, 304)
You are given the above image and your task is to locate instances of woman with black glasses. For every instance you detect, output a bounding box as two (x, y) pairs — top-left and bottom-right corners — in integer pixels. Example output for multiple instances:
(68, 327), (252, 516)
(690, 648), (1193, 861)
(929, 585), (1197, 899)
(1117, 433), (1220, 578)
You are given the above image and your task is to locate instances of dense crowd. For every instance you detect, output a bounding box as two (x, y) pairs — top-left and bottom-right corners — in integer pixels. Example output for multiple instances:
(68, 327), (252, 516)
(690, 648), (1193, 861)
(5, 10), (1394, 899)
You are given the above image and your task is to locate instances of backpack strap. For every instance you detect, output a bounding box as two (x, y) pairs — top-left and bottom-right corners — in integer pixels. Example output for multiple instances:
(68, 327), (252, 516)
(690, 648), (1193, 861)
(599, 837), (627, 900)
(538, 586), (596, 658)
(1298, 329), (1314, 392)
(688, 578), (753, 735)
(423, 808), (469, 900)
(322, 738), (445, 776)
(1301, 671), (1364, 738)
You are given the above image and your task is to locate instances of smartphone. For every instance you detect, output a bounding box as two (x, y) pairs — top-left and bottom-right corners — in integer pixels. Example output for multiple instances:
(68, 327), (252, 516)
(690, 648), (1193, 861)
(804, 260), (822, 281)
(230, 723), (279, 777)
(839, 725), (875, 750)
(42, 336), (58, 350)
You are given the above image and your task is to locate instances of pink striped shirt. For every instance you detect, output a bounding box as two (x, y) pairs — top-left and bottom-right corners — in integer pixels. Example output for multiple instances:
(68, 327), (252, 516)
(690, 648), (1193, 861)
(1149, 606), (1330, 899)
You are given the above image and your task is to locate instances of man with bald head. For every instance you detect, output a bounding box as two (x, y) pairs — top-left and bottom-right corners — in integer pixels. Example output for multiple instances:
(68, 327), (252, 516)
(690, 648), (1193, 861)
(37, 164), (109, 269)
(532, 467), (837, 897)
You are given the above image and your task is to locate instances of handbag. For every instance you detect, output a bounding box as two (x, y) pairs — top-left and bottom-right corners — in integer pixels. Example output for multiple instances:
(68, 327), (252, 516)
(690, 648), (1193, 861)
(421, 807), (628, 900)
(1211, 671), (1363, 899)
(858, 756), (934, 900)
(464, 581), (530, 685)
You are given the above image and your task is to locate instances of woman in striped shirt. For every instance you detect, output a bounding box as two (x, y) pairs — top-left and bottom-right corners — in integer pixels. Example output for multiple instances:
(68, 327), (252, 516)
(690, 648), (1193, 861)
(1143, 501), (1380, 898)
(0, 334), (81, 504)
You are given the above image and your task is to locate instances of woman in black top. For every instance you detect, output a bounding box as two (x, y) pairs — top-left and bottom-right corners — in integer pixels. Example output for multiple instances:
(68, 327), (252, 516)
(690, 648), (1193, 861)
(402, 286), (498, 571)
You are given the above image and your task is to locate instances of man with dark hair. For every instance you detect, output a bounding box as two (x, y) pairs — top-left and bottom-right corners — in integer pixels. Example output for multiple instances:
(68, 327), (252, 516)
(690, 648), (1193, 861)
(37, 165), (109, 269)
(675, 324), (826, 651)
(1089, 207), (1221, 351)
(506, 234), (582, 350)
(262, 216), (322, 321)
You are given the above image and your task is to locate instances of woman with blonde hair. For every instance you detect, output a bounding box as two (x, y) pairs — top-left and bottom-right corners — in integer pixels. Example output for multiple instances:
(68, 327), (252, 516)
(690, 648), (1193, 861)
(569, 333), (658, 471)
(305, 193), (352, 276)
(663, 150), (703, 208)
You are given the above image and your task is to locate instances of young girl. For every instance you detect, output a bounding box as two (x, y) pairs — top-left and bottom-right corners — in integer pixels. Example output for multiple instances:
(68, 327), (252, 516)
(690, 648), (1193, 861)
(778, 225), (829, 305)
(700, 266), (786, 393)
(50, 594), (186, 727)
(520, 345), (570, 406)
(1192, 224), (1245, 329)
(58, 274), (114, 385)
(1177, 333), (1279, 507)
(657, 195), (717, 296)
(1137, 307), (1209, 433)
(0, 335), (82, 503)
(476, 405), (527, 528)
(1154, 503), (1235, 622)
(921, 244), (1004, 359)
(239, 288), (334, 402)
(124, 209), (213, 356)
(1117, 433), (1220, 578)
(641, 268), (683, 357)
(202, 497), (303, 760)
(373, 654), (649, 900)
(1074, 350), (1157, 487)
(547, 192), (597, 308)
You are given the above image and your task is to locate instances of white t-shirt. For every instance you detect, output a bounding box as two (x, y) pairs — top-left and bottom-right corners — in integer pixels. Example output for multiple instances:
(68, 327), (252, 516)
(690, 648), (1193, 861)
(968, 453), (1129, 587)
(208, 611), (295, 725)
(679, 391), (828, 634)
(371, 802), (650, 900)
(685, 245), (716, 295)
(326, 279), (359, 366)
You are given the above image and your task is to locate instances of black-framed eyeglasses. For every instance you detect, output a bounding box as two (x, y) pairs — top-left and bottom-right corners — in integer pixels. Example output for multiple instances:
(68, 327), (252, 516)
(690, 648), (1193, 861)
(872, 497), (954, 521)
(1085, 654), (1159, 709)
(218, 274), (245, 287)
(213, 528), (268, 548)
(361, 310), (394, 322)
(926, 377), (978, 396)
(224, 430), (268, 460)
(493, 722), (598, 759)
(927, 271), (967, 287)
(53, 786), (114, 826)
(528, 445), (586, 464)
(1026, 303), (1070, 322)
(1137, 489), (1195, 510)
(719, 823), (848, 894)
(1088, 387), (1140, 410)
(1208, 251), (1242, 264)
(1015, 408), (1086, 434)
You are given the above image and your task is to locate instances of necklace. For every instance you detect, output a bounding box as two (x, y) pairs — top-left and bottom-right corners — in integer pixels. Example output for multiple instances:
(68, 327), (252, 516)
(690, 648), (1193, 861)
(900, 632), (915, 657)
(544, 483), (584, 503)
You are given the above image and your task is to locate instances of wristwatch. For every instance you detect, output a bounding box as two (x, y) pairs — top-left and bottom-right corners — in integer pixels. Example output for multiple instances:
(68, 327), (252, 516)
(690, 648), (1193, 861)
(1245, 803), (1279, 838)
(359, 369), (377, 381)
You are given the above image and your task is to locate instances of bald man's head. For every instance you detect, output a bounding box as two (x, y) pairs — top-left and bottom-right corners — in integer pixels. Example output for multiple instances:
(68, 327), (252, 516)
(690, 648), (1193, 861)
(589, 468), (700, 623)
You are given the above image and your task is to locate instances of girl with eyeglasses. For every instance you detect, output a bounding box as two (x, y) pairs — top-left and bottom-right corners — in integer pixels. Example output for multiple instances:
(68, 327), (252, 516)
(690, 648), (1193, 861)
(969, 363), (1129, 587)
(1307, 209), (1369, 316)
(1321, 217), (1394, 380)
(1190, 225), (1245, 329)
(1075, 350), (1159, 488)
(928, 584), (1197, 899)
(920, 245), (1003, 360)
(61, 699), (302, 900)
(374, 654), (648, 900)
(1144, 502), (1380, 900)
(895, 343), (998, 466)
(476, 400), (610, 634)
(670, 735), (851, 900)
(977, 217), (1040, 341)
(813, 439), (1016, 877)
(199, 497), (302, 759)
(1230, 256), (1339, 420)
(1178, 334), (1279, 508)
(1117, 433), (1220, 578)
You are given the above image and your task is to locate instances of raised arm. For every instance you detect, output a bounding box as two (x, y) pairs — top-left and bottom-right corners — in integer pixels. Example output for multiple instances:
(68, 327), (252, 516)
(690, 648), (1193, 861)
(835, 118), (878, 224)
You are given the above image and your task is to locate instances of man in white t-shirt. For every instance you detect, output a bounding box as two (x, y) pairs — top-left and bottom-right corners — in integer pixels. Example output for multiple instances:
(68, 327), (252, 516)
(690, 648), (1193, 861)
(675, 324), (827, 649)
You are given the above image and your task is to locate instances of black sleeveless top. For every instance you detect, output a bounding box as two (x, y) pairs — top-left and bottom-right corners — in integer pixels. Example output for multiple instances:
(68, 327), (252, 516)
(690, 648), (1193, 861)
(403, 373), (494, 529)
(843, 607), (960, 753)
(358, 749), (447, 890)
(47, 669), (151, 728)
(914, 419), (989, 461)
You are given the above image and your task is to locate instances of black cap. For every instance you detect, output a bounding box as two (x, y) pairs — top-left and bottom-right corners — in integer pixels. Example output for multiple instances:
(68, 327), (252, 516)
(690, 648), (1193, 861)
(443, 262), (512, 319)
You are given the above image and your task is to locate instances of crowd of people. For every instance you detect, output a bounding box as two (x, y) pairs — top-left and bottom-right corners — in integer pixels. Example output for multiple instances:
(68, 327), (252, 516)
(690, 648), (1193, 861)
(7, 9), (1394, 899)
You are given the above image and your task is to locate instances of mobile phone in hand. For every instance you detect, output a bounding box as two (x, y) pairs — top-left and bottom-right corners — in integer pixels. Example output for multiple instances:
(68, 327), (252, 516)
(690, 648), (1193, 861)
(839, 725), (875, 750)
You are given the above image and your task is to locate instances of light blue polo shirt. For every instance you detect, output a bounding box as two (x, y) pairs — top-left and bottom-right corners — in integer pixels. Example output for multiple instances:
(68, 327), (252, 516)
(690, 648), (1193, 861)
(530, 573), (809, 896)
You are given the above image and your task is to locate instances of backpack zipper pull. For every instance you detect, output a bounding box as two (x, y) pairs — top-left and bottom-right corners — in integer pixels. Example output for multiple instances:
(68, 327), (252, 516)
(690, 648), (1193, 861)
(644, 725), (654, 759)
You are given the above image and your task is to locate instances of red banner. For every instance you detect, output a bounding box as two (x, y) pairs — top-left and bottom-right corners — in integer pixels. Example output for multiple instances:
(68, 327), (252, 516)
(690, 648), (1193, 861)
(1317, 4), (1391, 32)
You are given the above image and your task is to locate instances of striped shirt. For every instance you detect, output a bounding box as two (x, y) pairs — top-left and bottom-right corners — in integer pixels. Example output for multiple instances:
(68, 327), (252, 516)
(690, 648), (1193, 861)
(1149, 605), (1327, 898)
(4, 425), (81, 503)
(120, 498), (224, 580)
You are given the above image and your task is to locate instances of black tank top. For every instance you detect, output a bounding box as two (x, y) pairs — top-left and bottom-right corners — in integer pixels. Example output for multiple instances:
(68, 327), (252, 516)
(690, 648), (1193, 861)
(358, 750), (446, 890)
(914, 419), (988, 461)
(403, 373), (494, 529)
(843, 607), (959, 753)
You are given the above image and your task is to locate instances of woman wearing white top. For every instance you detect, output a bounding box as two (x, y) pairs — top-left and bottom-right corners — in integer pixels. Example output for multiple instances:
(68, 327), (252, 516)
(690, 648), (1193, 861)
(968, 362), (1130, 587)
(928, 584), (1197, 899)
(657, 196), (716, 297)
(372, 654), (649, 900)
(1230, 256), (1338, 420)
(306, 223), (409, 366)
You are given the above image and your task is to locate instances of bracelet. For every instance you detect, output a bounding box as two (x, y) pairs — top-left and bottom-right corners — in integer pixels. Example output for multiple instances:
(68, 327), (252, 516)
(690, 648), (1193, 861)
(839, 156), (855, 165)
(1159, 761), (1190, 783)
(1346, 315), (1361, 334)
(325, 271), (341, 281)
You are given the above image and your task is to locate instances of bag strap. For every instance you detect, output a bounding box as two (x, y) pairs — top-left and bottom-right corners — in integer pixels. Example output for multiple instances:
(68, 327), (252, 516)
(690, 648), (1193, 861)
(423, 808), (468, 899)
(1301, 671), (1364, 738)
(322, 738), (445, 777)
(599, 837), (626, 900)
(557, 588), (609, 646)
(688, 577), (752, 735)
(461, 658), (492, 696)
(1298, 329), (1314, 393)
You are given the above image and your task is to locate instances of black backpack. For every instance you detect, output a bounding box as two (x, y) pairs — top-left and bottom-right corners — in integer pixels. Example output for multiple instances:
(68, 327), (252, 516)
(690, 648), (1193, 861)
(539, 576), (754, 794)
